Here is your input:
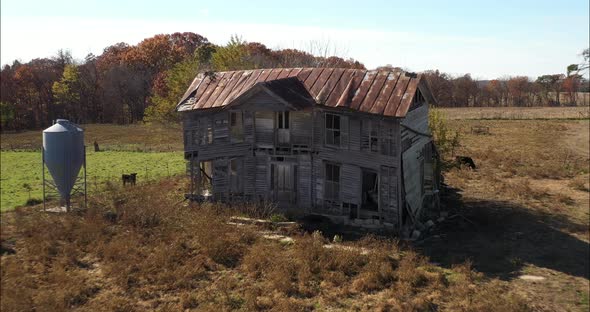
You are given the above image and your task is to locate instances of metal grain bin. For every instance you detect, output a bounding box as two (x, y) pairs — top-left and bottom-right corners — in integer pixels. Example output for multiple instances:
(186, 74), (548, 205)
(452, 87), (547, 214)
(42, 119), (85, 202)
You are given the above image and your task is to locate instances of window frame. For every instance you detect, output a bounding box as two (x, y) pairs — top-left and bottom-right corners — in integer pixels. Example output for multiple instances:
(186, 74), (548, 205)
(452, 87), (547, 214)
(325, 113), (342, 147)
(324, 162), (341, 200)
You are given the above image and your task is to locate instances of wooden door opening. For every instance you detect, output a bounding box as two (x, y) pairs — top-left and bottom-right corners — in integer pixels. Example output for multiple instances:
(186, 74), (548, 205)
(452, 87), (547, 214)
(361, 169), (378, 211)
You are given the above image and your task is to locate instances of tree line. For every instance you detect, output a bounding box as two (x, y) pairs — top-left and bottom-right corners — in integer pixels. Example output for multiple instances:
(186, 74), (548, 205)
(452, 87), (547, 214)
(0, 32), (587, 131)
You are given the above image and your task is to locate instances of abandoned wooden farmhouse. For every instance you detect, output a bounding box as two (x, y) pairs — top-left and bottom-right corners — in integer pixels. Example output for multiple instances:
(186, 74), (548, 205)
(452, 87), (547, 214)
(176, 68), (438, 232)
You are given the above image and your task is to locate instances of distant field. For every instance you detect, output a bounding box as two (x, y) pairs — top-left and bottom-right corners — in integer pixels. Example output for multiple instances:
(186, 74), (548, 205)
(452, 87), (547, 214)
(0, 150), (185, 211)
(440, 106), (590, 120)
(0, 123), (183, 151)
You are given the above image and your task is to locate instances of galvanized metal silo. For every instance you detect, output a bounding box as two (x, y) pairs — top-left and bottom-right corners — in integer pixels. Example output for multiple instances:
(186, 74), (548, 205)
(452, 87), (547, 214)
(42, 119), (86, 211)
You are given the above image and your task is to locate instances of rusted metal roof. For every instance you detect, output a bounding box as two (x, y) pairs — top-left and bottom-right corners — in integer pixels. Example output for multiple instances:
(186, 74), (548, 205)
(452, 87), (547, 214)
(177, 68), (425, 117)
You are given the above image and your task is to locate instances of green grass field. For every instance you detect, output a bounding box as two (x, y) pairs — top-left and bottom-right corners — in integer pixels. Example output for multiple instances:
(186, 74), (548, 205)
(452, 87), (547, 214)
(0, 150), (185, 211)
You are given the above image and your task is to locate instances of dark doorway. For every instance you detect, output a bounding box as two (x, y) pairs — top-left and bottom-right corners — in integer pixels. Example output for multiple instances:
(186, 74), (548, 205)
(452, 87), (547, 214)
(361, 169), (378, 211)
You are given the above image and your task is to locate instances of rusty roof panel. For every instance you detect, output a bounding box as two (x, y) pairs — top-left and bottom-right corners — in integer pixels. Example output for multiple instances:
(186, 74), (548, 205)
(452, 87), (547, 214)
(316, 68), (345, 104)
(349, 71), (377, 110)
(384, 74), (411, 116)
(370, 72), (400, 115)
(276, 68), (292, 80)
(302, 68), (324, 89)
(359, 71), (389, 113)
(395, 74), (421, 117)
(324, 69), (356, 107)
(177, 67), (424, 117)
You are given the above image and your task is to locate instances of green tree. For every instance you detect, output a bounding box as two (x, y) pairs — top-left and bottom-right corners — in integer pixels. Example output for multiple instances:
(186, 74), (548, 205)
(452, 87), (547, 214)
(144, 54), (201, 123)
(429, 106), (460, 160)
(52, 64), (81, 119)
(0, 101), (16, 130)
(211, 35), (252, 71)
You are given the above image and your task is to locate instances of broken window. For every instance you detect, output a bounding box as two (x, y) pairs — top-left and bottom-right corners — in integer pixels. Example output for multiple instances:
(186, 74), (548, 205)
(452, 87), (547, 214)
(362, 119), (379, 152)
(277, 111), (289, 129)
(325, 114), (340, 146)
(229, 111), (244, 142)
(324, 163), (340, 200)
(361, 169), (378, 211)
(229, 158), (243, 194)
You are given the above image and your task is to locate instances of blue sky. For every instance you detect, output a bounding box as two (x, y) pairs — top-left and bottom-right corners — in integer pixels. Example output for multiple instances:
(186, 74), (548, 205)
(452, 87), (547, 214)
(1, 0), (588, 79)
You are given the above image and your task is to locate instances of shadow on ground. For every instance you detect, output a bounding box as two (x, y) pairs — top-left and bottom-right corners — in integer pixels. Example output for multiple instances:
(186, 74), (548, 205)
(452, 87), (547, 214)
(417, 186), (590, 280)
(298, 185), (589, 281)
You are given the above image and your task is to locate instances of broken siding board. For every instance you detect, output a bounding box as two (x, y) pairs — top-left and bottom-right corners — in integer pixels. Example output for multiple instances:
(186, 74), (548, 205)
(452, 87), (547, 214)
(358, 71), (389, 113)
(402, 104), (429, 133)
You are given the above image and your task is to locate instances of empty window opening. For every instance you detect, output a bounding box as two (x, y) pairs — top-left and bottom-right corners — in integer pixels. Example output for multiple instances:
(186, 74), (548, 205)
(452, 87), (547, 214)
(277, 111), (290, 129)
(361, 170), (378, 211)
(325, 113), (341, 146)
(325, 163), (340, 200)
(229, 111), (244, 142)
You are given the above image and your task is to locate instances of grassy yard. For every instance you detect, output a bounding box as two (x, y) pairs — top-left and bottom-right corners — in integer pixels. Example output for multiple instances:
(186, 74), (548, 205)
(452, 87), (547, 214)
(0, 150), (185, 211)
(0, 122), (183, 152)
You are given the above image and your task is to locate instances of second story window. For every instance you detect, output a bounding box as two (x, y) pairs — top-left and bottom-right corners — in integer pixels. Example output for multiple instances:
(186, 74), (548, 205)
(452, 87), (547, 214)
(277, 111), (289, 129)
(229, 111), (244, 142)
(362, 120), (379, 152)
(325, 113), (341, 146)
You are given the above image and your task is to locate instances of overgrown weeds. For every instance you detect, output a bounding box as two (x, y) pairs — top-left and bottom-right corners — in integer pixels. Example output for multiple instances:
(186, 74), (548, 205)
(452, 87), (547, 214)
(1, 177), (531, 311)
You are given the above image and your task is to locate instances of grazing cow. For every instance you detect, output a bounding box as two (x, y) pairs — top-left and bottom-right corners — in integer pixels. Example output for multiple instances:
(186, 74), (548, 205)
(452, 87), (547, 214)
(122, 173), (137, 186)
(455, 156), (476, 170)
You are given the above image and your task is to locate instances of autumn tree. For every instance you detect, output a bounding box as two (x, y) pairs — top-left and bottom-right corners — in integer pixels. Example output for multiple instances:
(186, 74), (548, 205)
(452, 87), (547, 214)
(536, 74), (563, 106)
(52, 64), (82, 121)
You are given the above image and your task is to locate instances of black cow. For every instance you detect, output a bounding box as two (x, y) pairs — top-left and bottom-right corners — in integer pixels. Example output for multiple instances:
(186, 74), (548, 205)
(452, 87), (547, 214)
(455, 156), (476, 169)
(122, 173), (137, 186)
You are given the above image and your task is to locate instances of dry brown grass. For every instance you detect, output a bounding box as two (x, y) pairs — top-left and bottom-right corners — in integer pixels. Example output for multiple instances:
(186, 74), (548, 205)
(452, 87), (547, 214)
(1, 177), (531, 311)
(440, 106), (590, 120)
